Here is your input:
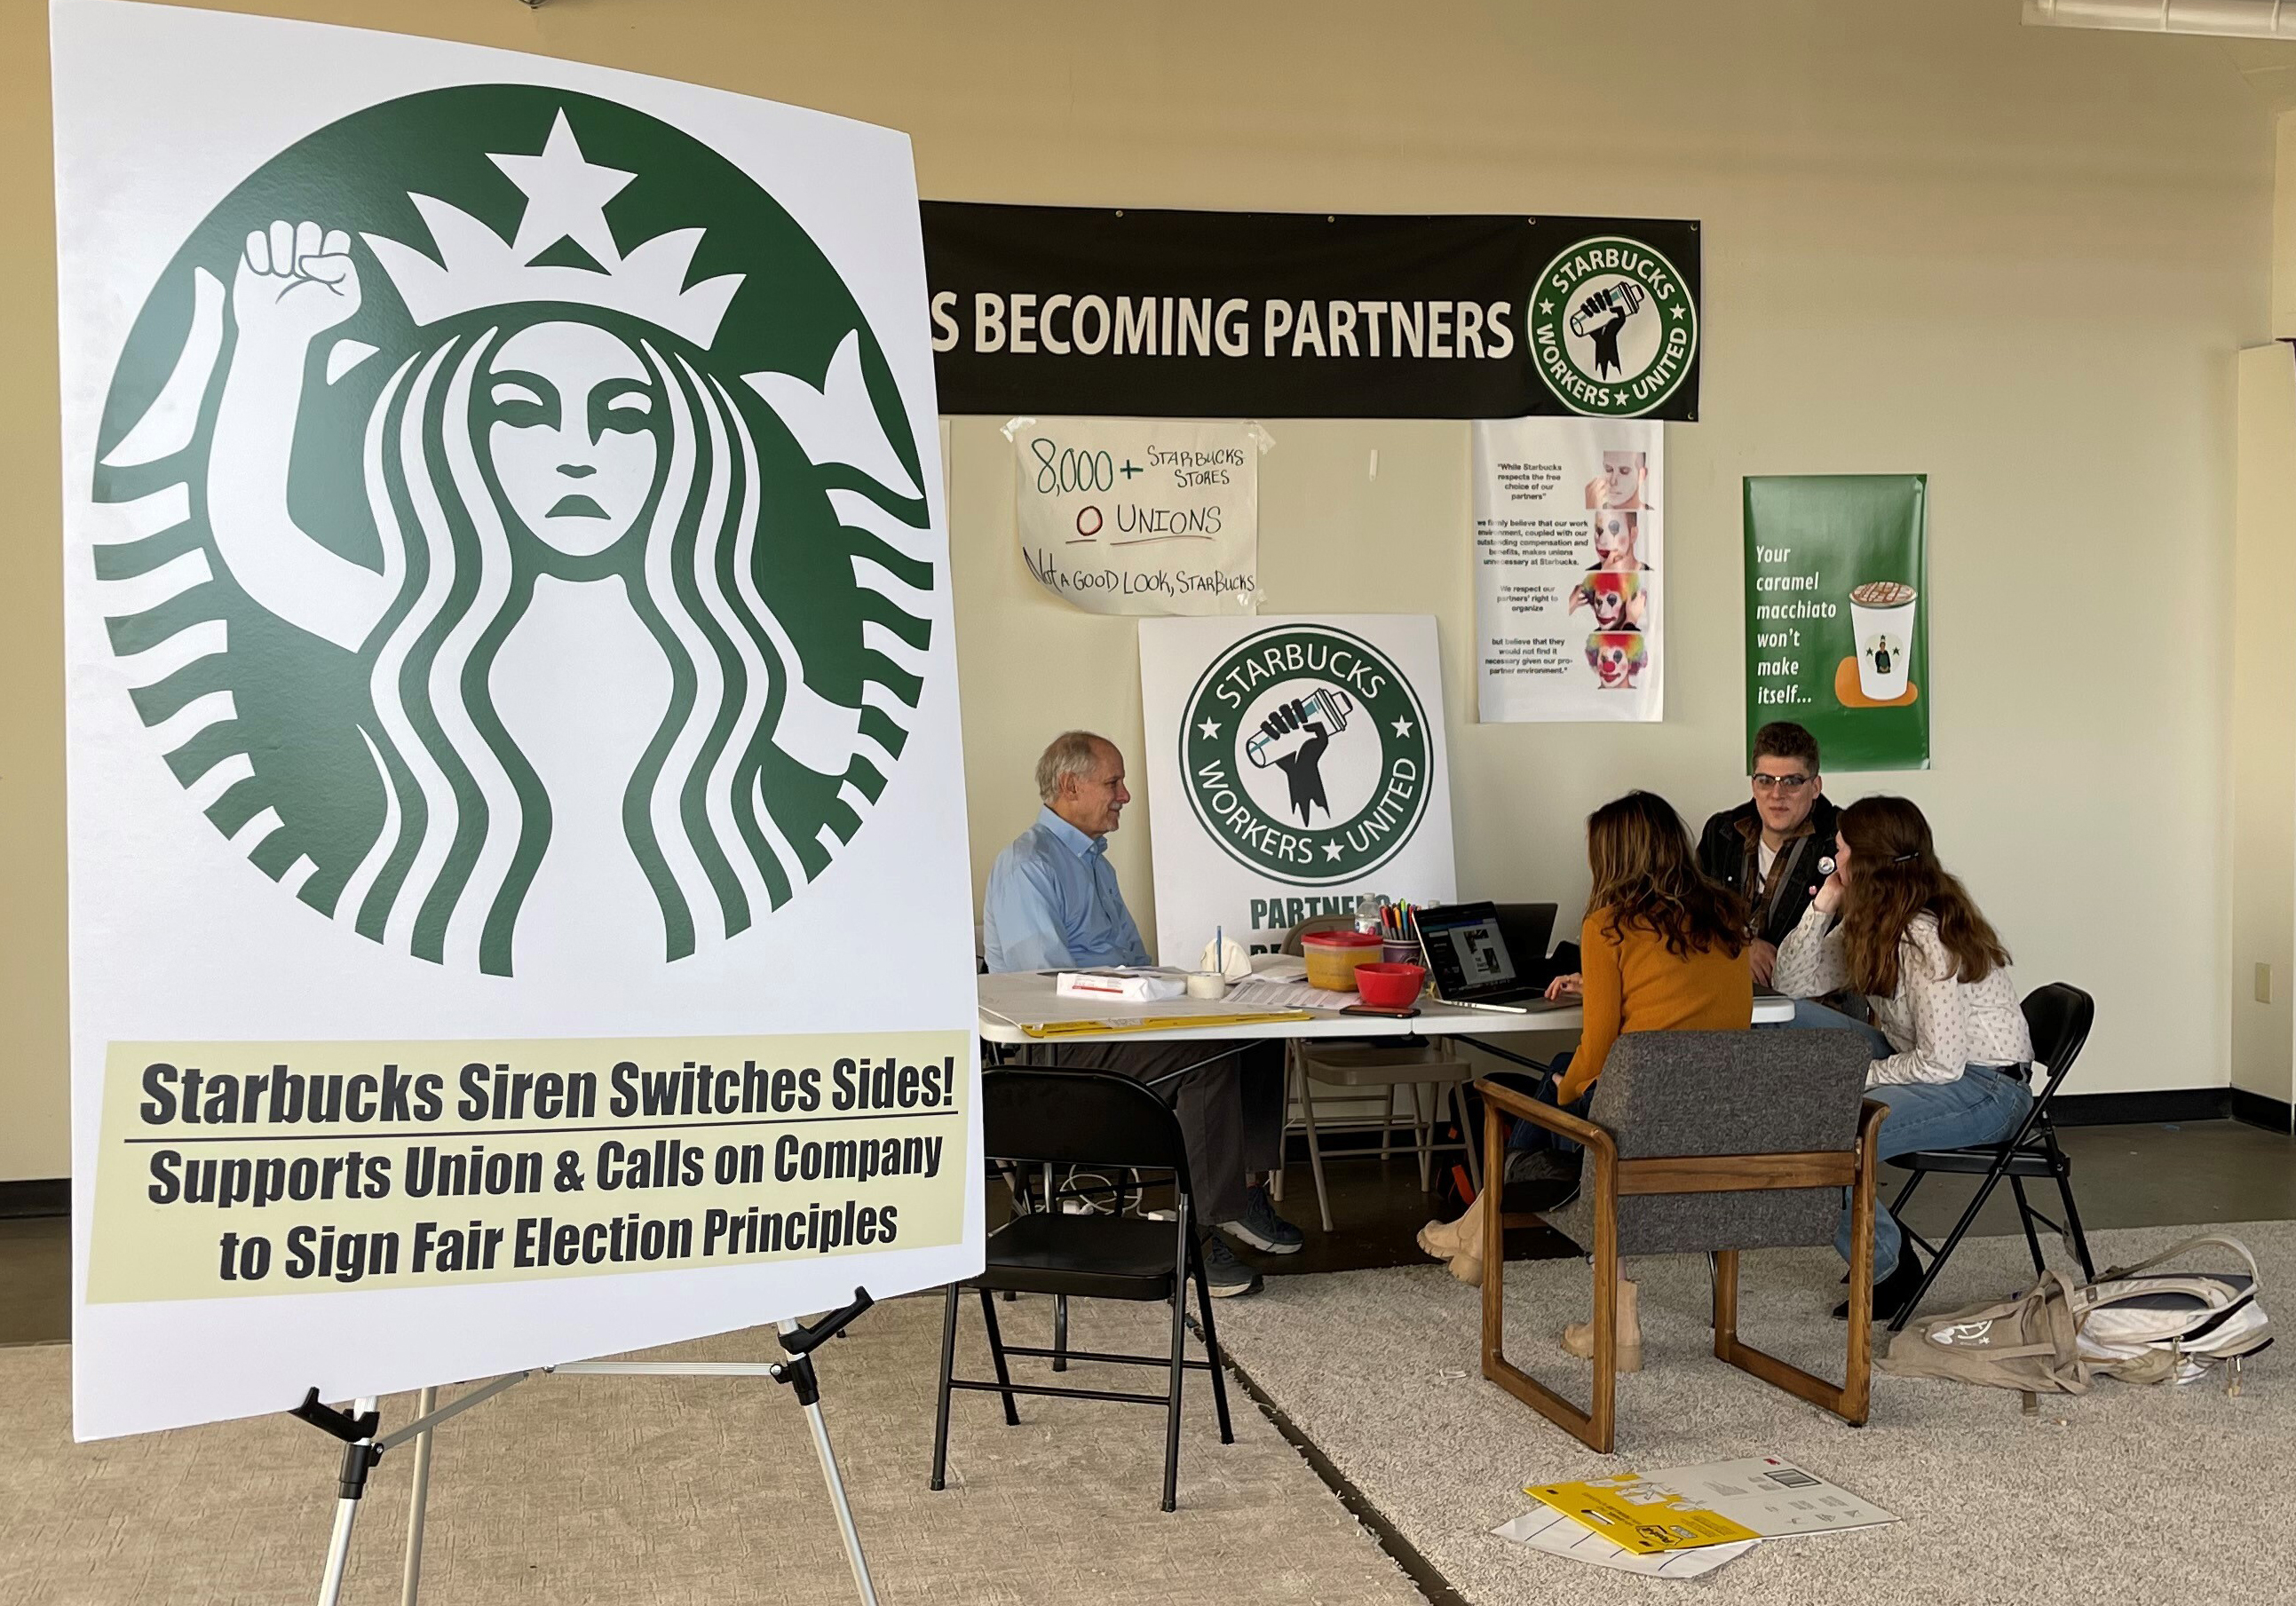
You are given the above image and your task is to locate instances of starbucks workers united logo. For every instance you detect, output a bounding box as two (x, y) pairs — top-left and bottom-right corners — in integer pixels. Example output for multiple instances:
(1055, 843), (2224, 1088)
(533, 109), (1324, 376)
(1528, 234), (1698, 418)
(1181, 626), (1431, 886)
(89, 88), (936, 976)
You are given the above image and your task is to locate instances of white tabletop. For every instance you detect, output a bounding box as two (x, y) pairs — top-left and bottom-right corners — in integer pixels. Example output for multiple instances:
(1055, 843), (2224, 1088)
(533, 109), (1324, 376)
(976, 970), (1794, 1046)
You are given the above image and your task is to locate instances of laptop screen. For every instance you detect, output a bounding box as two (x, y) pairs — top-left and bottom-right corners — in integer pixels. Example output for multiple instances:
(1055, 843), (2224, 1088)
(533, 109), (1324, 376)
(1414, 901), (1520, 1000)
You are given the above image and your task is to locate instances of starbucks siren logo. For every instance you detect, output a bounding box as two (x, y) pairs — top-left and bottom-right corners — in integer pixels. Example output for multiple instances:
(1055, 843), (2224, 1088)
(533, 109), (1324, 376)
(1528, 234), (1698, 418)
(88, 88), (936, 977)
(1181, 626), (1431, 886)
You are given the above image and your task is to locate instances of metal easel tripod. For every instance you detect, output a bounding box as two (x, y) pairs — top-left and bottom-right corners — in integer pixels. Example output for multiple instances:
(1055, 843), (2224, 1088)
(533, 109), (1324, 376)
(294, 1287), (882, 1606)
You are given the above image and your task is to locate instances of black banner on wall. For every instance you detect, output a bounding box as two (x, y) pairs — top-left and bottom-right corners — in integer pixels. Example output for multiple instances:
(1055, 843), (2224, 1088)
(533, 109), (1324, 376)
(921, 203), (1701, 421)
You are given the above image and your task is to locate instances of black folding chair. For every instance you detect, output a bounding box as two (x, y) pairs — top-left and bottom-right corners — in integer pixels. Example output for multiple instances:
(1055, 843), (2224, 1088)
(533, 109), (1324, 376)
(930, 1068), (1235, 1513)
(1884, 982), (2097, 1332)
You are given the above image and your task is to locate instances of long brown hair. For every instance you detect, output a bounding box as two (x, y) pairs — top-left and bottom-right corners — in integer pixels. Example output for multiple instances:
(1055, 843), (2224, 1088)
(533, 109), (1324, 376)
(1837, 795), (2010, 995)
(1587, 791), (1748, 959)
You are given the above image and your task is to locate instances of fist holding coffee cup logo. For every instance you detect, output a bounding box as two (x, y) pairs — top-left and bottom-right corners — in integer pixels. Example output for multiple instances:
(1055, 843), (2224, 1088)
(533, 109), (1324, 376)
(1246, 689), (1352, 826)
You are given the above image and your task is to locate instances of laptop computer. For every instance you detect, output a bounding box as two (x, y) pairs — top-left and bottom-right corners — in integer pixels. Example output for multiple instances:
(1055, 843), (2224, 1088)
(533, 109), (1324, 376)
(1413, 899), (1575, 1014)
(1493, 902), (1561, 984)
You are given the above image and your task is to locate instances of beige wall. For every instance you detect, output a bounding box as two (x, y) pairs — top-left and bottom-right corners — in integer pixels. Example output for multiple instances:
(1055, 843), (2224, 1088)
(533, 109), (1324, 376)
(0, 0), (2276, 1176)
(2231, 101), (2296, 1118)
(2232, 343), (2296, 1113)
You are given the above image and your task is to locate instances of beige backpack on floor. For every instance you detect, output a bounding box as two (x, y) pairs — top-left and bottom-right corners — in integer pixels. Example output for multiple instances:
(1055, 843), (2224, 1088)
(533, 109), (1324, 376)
(1880, 1234), (2271, 1396)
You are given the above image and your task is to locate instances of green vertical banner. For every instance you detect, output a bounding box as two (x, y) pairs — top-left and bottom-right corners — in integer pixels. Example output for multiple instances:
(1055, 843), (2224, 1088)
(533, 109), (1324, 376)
(1743, 475), (1929, 771)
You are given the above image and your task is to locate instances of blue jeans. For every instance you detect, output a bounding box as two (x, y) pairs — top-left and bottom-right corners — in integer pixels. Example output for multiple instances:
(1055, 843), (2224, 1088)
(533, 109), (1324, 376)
(1769, 1000), (2033, 1279)
(1844, 1068), (2032, 1280)
(1491, 1058), (1588, 1160)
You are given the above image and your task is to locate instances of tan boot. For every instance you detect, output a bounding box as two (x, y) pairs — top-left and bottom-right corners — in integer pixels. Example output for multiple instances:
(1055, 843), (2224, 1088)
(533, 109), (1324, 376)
(1446, 1248), (1484, 1287)
(1561, 1275), (1643, 1372)
(1417, 1196), (1483, 1261)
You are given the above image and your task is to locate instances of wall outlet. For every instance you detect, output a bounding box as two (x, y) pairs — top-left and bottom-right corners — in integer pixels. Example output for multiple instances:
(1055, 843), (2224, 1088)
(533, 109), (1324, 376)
(2257, 962), (2275, 1005)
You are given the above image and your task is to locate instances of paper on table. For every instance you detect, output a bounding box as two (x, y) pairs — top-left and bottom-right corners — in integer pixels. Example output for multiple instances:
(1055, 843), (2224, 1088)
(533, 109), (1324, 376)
(1491, 1507), (1754, 1578)
(1226, 977), (1355, 1010)
(1057, 970), (1186, 1003)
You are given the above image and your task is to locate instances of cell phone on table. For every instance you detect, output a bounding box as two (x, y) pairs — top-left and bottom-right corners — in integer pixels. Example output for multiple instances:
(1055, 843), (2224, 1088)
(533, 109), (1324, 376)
(1340, 1003), (1421, 1019)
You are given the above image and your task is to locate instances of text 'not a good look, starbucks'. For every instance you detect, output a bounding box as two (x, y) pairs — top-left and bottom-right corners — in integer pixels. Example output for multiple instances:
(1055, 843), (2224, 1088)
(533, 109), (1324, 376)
(87, 1032), (970, 1303)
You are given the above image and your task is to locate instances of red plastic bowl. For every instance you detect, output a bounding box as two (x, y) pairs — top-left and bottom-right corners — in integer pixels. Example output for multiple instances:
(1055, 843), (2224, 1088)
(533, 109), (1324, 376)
(1352, 962), (1426, 1009)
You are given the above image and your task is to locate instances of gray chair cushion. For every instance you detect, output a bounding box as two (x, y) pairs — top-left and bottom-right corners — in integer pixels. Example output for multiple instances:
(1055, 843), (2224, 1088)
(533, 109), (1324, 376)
(1542, 1029), (1871, 1259)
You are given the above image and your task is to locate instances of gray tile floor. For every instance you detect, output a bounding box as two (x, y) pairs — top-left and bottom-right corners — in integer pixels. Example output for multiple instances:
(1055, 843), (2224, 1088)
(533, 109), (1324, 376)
(6, 1119), (2290, 1345)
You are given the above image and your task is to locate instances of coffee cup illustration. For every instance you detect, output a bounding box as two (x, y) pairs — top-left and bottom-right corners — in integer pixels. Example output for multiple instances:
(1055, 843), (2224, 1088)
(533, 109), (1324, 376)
(1849, 581), (1916, 701)
(1245, 686), (1353, 769)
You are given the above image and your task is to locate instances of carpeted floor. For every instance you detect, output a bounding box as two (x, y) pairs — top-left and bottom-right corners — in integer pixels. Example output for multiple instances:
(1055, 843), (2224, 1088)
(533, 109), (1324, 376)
(1204, 1221), (2295, 1605)
(0, 1292), (1419, 1606)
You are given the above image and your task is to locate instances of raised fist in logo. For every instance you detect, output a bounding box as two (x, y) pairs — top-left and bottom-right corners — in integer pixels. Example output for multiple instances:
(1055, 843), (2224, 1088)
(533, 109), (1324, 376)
(232, 218), (361, 346)
(1257, 699), (1333, 826)
(1571, 289), (1634, 380)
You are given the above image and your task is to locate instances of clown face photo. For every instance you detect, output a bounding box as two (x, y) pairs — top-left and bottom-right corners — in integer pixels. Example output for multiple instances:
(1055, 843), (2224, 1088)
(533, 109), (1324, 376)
(1585, 629), (1648, 689)
(1584, 450), (1649, 510)
(1568, 569), (1646, 631)
(1590, 508), (1648, 571)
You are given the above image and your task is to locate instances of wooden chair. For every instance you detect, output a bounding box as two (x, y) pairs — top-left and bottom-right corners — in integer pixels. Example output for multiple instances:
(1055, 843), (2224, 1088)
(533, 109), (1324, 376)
(1278, 916), (1480, 1230)
(1477, 1029), (1885, 1454)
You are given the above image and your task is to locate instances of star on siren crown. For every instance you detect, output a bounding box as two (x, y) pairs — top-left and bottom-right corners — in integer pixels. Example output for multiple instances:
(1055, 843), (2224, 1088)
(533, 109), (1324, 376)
(360, 110), (744, 348)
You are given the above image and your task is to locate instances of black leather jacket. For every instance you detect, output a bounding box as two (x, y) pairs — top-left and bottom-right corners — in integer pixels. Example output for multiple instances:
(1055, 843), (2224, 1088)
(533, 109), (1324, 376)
(1696, 795), (1839, 949)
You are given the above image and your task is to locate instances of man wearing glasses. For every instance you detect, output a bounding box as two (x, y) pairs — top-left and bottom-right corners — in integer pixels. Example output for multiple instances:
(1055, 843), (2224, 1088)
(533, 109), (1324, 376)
(1697, 722), (1838, 987)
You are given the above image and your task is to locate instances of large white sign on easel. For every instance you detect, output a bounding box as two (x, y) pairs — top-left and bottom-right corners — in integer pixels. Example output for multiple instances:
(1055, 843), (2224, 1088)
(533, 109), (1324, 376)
(1138, 615), (1458, 959)
(54, 0), (978, 1441)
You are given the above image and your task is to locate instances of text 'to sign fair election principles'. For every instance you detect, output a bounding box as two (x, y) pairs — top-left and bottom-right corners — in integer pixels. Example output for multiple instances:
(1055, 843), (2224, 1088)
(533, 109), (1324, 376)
(53, 1), (977, 1439)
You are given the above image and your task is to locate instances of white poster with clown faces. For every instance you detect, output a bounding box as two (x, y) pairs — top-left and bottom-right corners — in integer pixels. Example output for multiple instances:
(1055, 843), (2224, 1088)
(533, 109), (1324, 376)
(1471, 416), (1665, 723)
(54, 1), (978, 1438)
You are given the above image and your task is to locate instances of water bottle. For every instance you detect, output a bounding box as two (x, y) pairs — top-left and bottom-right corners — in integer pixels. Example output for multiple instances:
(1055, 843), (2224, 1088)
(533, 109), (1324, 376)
(1354, 895), (1382, 936)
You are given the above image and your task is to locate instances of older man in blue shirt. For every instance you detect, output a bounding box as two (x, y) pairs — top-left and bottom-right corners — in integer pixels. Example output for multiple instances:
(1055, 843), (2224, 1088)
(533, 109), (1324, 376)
(984, 731), (1299, 1295)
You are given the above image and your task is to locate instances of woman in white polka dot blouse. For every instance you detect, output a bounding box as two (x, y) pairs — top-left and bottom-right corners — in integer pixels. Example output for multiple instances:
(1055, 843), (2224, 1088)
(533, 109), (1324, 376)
(1774, 795), (2034, 1323)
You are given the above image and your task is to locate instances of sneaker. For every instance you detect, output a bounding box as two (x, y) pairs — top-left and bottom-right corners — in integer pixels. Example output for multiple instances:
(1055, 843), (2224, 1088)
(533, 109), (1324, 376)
(1197, 1234), (1263, 1298)
(1834, 1249), (1925, 1322)
(1217, 1183), (1305, 1255)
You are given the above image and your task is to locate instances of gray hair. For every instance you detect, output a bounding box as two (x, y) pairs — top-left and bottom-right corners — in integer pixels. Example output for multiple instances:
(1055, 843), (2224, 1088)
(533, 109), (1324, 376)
(1036, 731), (1110, 804)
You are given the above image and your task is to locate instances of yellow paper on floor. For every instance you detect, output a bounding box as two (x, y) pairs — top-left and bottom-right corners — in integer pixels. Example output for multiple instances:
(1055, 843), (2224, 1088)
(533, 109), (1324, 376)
(1525, 1480), (1762, 1555)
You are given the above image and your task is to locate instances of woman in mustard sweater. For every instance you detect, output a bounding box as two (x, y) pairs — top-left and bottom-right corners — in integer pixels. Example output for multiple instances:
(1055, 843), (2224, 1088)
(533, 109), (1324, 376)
(1421, 792), (1751, 1366)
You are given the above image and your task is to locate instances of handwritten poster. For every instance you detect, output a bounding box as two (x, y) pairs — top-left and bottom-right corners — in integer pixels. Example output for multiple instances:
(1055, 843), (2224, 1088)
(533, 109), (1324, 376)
(1011, 416), (1260, 615)
(1472, 417), (1665, 722)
